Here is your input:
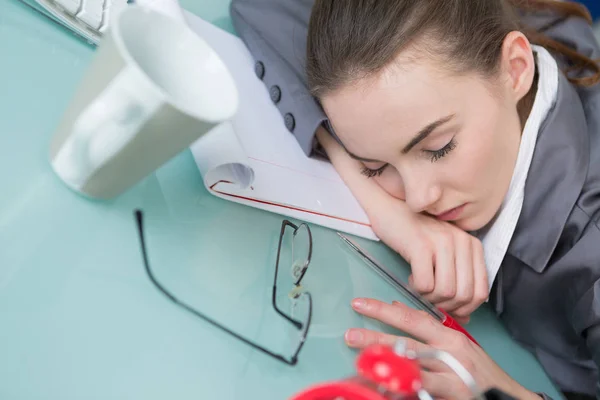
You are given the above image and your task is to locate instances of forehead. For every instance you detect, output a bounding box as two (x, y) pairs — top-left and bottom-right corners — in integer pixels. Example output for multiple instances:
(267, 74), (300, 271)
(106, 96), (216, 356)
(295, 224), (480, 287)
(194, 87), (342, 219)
(321, 53), (468, 146)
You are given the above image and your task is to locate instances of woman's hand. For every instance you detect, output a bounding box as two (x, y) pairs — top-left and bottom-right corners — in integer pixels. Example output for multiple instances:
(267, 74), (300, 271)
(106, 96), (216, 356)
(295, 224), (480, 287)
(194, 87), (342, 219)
(344, 298), (541, 400)
(371, 201), (489, 321)
(316, 127), (488, 320)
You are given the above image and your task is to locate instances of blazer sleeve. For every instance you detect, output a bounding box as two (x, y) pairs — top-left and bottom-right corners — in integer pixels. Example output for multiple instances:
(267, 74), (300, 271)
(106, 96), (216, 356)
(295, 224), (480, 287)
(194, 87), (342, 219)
(572, 284), (600, 399)
(570, 223), (600, 398)
(229, 0), (326, 156)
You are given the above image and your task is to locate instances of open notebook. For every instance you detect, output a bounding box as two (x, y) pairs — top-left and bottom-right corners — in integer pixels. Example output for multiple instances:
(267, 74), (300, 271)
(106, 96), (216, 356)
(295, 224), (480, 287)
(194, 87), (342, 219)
(187, 15), (377, 240)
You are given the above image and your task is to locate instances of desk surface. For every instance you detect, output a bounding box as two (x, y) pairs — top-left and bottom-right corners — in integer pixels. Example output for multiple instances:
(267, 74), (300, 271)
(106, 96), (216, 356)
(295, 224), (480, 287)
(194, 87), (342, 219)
(0, 1), (562, 399)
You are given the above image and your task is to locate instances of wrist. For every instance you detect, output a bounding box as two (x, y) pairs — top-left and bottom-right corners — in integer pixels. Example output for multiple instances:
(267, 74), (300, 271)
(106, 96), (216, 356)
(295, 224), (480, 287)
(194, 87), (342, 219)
(368, 195), (411, 224)
(368, 197), (415, 252)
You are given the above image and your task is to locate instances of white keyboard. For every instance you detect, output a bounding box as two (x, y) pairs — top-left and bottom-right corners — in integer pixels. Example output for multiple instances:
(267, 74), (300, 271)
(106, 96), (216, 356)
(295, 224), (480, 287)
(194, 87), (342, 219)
(28, 0), (130, 45)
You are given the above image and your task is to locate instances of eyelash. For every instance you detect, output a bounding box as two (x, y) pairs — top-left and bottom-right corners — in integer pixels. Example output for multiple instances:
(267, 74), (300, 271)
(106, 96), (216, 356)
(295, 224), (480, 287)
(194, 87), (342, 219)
(360, 138), (457, 178)
(360, 165), (387, 178)
(425, 138), (457, 163)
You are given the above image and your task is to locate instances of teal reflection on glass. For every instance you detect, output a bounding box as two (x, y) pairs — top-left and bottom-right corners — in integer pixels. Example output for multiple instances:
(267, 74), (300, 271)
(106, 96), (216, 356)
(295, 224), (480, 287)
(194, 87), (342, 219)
(0, 1), (562, 399)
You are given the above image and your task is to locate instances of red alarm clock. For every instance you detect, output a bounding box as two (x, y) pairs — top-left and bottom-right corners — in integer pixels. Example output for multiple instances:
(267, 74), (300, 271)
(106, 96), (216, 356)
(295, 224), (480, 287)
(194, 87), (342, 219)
(290, 340), (483, 400)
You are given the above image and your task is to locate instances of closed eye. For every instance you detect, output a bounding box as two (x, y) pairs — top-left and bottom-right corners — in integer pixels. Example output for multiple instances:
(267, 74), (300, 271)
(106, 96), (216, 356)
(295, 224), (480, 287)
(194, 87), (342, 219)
(360, 164), (388, 178)
(423, 138), (457, 162)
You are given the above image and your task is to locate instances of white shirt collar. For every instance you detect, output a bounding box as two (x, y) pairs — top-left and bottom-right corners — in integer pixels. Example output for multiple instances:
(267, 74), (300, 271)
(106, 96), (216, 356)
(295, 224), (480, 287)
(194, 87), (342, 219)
(477, 45), (559, 291)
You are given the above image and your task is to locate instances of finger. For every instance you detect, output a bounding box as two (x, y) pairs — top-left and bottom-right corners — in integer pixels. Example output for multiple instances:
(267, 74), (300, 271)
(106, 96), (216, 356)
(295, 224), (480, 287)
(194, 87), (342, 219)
(473, 239), (489, 303)
(421, 371), (472, 398)
(391, 299), (459, 326)
(425, 236), (456, 303)
(346, 318), (453, 373)
(452, 315), (470, 325)
(391, 300), (470, 335)
(436, 235), (473, 314)
(351, 298), (446, 345)
(453, 239), (489, 317)
(395, 336), (431, 355)
(344, 328), (401, 349)
(450, 304), (474, 323)
(408, 247), (435, 294)
(344, 328), (430, 353)
(418, 357), (453, 374)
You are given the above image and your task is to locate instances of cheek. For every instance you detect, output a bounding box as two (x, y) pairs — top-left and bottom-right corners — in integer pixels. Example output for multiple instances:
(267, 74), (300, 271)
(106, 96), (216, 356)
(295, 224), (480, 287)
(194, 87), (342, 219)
(455, 86), (512, 170)
(447, 123), (504, 192)
(471, 106), (520, 183)
(374, 167), (405, 200)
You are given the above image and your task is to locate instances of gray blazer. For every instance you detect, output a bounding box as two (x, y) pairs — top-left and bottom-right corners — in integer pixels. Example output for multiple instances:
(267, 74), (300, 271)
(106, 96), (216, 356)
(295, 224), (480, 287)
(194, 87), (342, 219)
(230, 1), (600, 397)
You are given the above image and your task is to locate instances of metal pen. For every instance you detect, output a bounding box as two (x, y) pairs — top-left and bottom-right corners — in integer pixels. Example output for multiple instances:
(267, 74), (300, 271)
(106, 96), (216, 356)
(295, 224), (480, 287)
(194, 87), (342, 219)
(338, 232), (480, 346)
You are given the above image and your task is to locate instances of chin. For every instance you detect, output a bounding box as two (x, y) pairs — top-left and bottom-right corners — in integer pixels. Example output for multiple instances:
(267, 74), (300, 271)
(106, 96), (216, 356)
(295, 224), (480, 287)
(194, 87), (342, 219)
(454, 214), (492, 232)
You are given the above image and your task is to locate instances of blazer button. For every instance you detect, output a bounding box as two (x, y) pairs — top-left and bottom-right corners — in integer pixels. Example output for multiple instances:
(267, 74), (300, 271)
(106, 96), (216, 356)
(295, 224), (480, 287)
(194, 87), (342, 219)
(269, 85), (281, 103)
(284, 113), (296, 132)
(255, 61), (265, 80)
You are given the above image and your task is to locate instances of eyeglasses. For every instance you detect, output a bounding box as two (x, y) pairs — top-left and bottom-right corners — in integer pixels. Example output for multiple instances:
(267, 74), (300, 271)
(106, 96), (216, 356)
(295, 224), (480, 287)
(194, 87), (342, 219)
(134, 210), (313, 366)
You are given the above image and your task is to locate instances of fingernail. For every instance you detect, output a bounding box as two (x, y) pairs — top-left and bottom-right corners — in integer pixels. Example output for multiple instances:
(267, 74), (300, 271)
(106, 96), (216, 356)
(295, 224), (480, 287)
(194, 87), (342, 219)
(345, 329), (363, 344)
(352, 298), (366, 310)
(392, 301), (401, 306)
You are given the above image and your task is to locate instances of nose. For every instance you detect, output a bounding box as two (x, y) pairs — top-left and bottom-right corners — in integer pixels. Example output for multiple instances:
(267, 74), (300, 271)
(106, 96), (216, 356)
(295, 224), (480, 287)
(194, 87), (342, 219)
(402, 172), (442, 214)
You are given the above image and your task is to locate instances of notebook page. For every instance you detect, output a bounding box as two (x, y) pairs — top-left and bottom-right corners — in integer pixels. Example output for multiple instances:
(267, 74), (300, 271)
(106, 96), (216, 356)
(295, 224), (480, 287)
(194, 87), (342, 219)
(187, 13), (376, 240)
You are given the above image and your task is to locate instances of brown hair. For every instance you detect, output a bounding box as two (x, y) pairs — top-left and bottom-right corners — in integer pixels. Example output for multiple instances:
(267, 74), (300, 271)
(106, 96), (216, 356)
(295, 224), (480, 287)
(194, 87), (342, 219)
(306, 0), (600, 100)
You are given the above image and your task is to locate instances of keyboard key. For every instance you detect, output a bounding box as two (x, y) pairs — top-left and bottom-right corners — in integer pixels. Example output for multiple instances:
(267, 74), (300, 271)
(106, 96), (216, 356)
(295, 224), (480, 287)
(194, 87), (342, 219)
(76, 0), (106, 30)
(53, 0), (82, 15)
(99, 0), (128, 33)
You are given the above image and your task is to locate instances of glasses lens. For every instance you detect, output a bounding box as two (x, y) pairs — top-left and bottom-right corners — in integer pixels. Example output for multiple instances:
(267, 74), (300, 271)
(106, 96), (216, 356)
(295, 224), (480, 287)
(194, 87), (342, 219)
(291, 223), (311, 285)
(286, 292), (312, 359)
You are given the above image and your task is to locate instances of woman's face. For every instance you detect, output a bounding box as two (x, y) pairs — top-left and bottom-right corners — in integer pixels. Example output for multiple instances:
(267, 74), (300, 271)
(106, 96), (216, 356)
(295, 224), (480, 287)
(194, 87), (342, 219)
(322, 37), (534, 232)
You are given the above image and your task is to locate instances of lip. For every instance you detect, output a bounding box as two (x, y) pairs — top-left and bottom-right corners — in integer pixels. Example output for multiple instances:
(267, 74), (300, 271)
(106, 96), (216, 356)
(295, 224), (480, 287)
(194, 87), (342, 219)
(435, 203), (467, 221)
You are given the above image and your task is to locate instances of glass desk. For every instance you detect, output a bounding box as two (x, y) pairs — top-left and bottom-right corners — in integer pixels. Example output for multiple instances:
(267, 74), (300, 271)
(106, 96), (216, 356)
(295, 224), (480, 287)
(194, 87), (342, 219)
(0, 0), (562, 398)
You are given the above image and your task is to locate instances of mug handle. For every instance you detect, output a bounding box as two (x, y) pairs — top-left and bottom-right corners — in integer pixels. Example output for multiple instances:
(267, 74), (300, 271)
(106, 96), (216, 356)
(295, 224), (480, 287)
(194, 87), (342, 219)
(53, 67), (162, 190)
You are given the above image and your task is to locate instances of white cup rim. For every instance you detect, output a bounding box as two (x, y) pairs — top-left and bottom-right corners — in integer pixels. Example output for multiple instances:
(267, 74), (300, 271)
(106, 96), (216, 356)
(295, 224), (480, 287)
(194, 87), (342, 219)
(109, 5), (239, 123)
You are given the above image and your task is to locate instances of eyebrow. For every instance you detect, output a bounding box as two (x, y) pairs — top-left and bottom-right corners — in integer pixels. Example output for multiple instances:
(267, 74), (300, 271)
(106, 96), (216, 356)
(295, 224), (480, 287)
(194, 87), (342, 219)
(326, 114), (455, 163)
(401, 114), (455, 154)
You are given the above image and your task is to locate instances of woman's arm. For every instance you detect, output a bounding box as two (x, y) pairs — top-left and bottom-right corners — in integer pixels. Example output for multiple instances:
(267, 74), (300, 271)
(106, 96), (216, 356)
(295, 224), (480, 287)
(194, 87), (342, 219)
(230, 0), (488, 318)
(317, 127), (489, 319)
(571, 267), (600, 397)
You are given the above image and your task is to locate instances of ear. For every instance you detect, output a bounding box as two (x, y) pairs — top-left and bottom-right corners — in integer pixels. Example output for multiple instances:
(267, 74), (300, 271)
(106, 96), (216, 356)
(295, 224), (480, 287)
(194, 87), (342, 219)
(500, 31), (536, 102)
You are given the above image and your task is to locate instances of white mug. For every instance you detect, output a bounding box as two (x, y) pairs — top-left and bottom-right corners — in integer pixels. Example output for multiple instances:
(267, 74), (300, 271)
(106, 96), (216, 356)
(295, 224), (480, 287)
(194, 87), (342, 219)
(49, 5), (238, 198)
(133, 0), (186, 22)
